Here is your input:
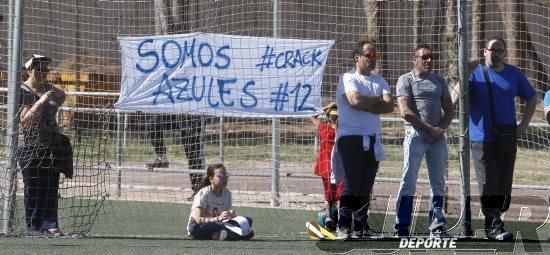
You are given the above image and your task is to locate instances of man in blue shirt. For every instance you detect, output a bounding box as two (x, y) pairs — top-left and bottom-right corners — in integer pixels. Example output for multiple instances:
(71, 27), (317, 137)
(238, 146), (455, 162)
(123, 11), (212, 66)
(468, 37), (537, 241)
(544, 90), (550, 125)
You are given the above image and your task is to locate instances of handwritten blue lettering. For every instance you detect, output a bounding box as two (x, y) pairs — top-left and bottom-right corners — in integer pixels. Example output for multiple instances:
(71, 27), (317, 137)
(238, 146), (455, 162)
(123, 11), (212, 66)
(198, 43), (214, 67)
(180, 38), (197, 68)
(256, 45), (324, 71)
(311, 49), (323, 66)
(173, 76), (193, 102)
(293, 50), (303, 67)
(302, 50), (311, 65)
(162, 40), (182, 69)
(192, 76), (205, 101)
(136, 39), (159, 73)
(215, 45), (231, 70)
(150, 73), (315, 113)
(217, 78), (236, 107)
(275, 52), (286, 69)
(206, 76), (219, 108)
(240, 81), (257, 108)
(135, 38), (232, 72)
(270, 82), (290, 111)
(289, 82), (314, 112)
(152, 73), (175, 104)
(255, 46), (275, 71)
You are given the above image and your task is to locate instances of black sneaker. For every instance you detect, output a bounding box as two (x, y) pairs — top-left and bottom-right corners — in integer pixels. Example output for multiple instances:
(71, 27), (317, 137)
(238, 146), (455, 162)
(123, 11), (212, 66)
(430, 227), (453, 239)
(485, 219), (513, 241)
(324, 217), (335, 232)
(25, 229), (44, 237)
(362, 225), (384, 239)
(394, 228), (410, 238)
(350, 230), (362, 239)
(145, 158), (169, 169)
(351, 222), (363, 239)
(459, 223), (474, 239)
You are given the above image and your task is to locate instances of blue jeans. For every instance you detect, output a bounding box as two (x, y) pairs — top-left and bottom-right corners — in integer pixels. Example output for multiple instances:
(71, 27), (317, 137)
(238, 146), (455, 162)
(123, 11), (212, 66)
(395, 126), (447, 232)
(190, 217), (253, 240)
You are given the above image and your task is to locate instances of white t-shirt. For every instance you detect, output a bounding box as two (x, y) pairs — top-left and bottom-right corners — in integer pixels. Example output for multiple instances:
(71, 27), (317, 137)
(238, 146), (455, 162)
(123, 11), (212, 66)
(336, 69), (391, 137)
(186, 185), (232, 234)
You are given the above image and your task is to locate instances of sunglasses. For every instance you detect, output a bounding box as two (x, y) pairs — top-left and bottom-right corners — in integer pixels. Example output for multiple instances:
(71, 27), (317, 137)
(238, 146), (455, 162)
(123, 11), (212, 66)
(359, 52), (379, 60)
(34, 67), (51, 73)
(215, 173), (230, 179)
(415, 54), (433, 61)
(485, 48), (505, 54)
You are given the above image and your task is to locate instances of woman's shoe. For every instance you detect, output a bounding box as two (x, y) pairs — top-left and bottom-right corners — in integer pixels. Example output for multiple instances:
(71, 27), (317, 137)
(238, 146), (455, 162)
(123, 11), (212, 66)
(25, 229), (44, 237)
(45, 228), (64, 237)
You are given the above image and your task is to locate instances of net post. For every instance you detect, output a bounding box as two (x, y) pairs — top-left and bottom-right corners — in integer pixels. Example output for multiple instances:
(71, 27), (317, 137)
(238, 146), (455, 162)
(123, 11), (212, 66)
(123, 113), (128, 149)
(457, 0), (472, 232)
(271, 118), (280, 208)
(116, 110), (124, 197)
(2, 0), (23, 235)
(270, 0), (281, 208)
(219, 117), (224, 163)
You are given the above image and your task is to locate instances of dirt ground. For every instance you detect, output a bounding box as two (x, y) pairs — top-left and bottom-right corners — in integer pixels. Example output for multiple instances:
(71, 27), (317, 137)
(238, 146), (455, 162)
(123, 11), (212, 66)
(16, 162), (540, 224)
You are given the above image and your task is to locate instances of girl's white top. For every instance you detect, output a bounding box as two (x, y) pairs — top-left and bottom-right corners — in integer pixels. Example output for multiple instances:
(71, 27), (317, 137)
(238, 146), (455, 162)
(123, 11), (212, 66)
(187, 185), (232, 235)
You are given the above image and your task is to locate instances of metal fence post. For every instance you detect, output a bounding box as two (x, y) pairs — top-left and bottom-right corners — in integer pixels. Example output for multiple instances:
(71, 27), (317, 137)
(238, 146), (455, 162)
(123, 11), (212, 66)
(457, 0), (472, 233)
(2, 0), (23, 235)
(270, 0), (281, 208)
(219, 117), (224, 163)
(116, 111), (123, 197)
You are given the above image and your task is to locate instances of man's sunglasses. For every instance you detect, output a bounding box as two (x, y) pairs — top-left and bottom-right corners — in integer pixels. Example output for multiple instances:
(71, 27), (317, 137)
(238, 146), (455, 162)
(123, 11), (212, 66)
(359, 52), (379, 60)
(415, 54), (434, 61)
(485, 48), (505, 54)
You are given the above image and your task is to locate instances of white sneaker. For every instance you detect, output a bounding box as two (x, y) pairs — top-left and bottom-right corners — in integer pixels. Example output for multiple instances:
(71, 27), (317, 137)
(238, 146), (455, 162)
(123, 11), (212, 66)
(336, 227), (349, 240)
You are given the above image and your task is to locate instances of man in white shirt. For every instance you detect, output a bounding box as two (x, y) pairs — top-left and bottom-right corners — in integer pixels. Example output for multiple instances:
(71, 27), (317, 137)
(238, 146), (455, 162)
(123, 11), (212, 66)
(335, 41), (394, 240)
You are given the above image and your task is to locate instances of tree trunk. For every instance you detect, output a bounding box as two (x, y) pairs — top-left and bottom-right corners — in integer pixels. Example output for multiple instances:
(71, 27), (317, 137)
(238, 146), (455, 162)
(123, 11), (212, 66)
(443, 0), (457, 83)
(498, 0), (548, 91)
(432, 0), (445, 72)
(413, 0), (423, 45)
(154, 0), (169, 35)
(169, 0), (190, 33)
(498, 0), (520, 66)
(362, 0), (380, 44)
(362, 0), (387, 78)
(470, 0), (486, 61)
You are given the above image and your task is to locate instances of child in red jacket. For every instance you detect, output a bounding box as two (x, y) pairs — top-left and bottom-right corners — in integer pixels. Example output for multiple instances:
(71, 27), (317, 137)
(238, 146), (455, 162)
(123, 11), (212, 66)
(310, 103), (343, 231)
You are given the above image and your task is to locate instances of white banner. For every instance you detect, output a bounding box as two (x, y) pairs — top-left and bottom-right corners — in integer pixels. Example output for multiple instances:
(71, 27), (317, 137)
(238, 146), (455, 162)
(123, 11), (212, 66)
(114, 33), (334, 117)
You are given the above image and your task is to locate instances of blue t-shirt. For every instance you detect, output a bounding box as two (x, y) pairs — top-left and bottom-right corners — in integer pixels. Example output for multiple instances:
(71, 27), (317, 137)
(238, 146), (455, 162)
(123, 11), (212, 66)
(544, 90), (550, 110)
(468, 64), (536, 142)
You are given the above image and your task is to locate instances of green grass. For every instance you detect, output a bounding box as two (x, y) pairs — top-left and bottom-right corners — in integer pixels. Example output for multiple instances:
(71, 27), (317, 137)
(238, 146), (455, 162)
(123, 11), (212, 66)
(77, 135), (549, 184)
(1, 199), (548, 254)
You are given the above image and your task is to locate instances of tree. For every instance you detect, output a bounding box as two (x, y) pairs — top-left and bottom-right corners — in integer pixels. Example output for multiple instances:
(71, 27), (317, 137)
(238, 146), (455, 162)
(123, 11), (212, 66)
(498, 0), (548, 92)
(362, 0), (387, 78)
(412, 0), (423, 46)
(470, 0), (486, 61)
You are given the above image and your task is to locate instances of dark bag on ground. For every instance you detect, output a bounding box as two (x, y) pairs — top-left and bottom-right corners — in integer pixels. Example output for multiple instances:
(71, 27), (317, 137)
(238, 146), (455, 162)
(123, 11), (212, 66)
(51, 132), (74, 178)
(494, 125), (517, 154)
